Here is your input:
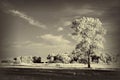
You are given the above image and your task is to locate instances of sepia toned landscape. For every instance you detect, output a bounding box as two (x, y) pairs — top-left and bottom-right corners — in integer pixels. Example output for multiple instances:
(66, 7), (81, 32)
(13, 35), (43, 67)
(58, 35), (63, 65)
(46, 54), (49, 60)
(0, 0), (120, 80)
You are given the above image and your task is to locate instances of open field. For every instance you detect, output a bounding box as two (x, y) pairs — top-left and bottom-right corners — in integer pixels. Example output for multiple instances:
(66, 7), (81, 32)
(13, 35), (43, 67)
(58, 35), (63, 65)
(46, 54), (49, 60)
(0, 64), (120, 80)
(1, 63), (120, 69)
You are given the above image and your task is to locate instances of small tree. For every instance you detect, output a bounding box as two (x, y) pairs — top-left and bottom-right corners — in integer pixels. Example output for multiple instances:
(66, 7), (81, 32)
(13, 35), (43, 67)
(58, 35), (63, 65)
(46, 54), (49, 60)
(47, 53), (56, 63)
(47, 53), (71, 63)
(59, 53), (71, 63)
(33, 56), (41, 63)
(71, 17), (106, 68)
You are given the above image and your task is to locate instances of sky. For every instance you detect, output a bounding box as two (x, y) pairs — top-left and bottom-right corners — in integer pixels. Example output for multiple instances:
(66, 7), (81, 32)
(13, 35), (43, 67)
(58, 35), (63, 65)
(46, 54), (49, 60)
(0, 0), (120, 61)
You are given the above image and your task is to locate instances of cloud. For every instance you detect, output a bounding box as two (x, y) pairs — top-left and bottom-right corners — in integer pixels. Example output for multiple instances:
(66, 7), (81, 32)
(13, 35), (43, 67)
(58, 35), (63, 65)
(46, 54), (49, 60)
(12, 40), (73, 53)
(10, 40), (74, 60)
(12, 41), (32, 48)
(63, 6), (104, 17)
(57, 27), (63, 31)
(63, 21), (71, 26)
(9, 9), (46, 29)
(27, 42), (74, 54)
(40, 34), (70, 45)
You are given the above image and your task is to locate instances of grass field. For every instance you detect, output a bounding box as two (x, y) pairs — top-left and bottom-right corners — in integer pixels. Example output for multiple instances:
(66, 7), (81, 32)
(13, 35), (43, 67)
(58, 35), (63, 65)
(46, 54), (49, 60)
(0, 63), (120, 80)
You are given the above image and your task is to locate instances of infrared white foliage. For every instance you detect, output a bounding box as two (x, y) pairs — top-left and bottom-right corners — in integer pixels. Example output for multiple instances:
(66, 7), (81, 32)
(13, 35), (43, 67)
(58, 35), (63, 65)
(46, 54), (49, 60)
(71, 17), (106, 55)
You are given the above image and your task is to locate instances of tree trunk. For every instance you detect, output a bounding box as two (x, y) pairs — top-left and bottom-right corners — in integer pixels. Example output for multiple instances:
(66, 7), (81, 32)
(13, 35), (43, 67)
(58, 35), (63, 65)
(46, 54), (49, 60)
(87, 50), (91, 68)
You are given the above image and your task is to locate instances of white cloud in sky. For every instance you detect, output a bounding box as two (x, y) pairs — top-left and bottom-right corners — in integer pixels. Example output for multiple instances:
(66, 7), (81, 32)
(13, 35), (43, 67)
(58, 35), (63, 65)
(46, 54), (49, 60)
(64, 6), (104, 16)
(68, 33), (72, 37)
(9, 9), (46, 29)
(12, 40), (73, 53)
(63, 21), (71, 26)
(11, 40), (74, 61)
(57, 27), (63, 31)
(41, 34), (70, 45)
(12, 41), (32, 48)
(75, 8), (94, 14)
(28, 42), (74, 55)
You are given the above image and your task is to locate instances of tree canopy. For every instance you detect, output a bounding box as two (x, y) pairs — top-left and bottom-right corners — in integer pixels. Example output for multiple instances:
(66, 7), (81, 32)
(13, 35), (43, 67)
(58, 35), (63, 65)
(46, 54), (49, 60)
(71, 17), (106, 55)
(71, 17), (106, 67)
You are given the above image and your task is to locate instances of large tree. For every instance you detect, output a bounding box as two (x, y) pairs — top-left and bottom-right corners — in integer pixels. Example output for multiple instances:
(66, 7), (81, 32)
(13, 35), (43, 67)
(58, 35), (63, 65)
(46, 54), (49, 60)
(71, 17), (106, 68)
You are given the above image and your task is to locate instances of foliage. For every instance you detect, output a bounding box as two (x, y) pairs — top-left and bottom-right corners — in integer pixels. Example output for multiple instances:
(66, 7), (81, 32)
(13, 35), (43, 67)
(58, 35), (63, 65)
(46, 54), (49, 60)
(71, 17), (106, 67)
(100, 53), (120, 64)
(47, 53), (56, 63)
(13, 56), (41, 64)
(33, 56), (41, 63)
(47, 53), (71, 63)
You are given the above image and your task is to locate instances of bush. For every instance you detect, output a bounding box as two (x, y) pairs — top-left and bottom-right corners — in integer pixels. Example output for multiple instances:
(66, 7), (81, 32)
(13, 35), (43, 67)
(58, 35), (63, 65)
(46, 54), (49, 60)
(32, 56), (41, 63)
(13, 56), (42, 64)
(47, 53), (71, 63)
